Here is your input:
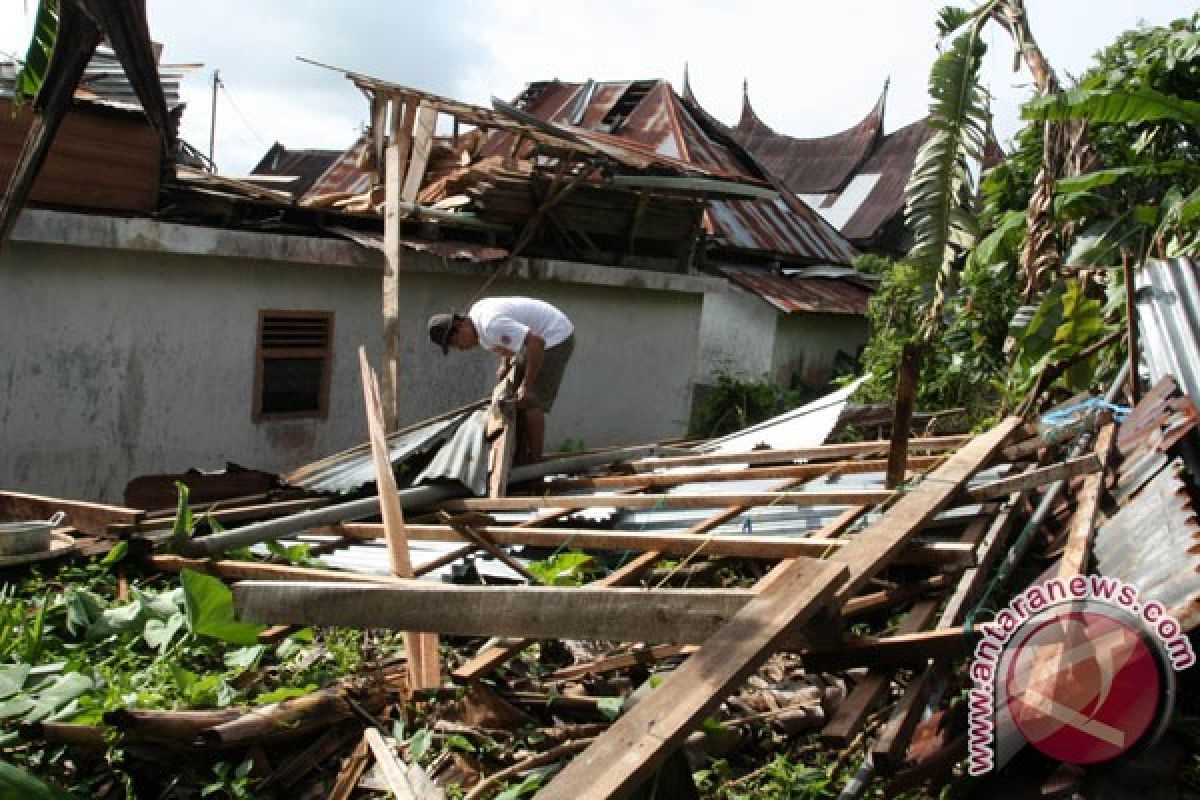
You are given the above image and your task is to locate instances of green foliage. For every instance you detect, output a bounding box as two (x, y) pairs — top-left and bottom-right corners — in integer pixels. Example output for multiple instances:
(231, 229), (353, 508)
(689, 370), (802, 440)
(13, 0), (59, 104)
(201, 757), (255, 800)
(903, 4), (989, 292)
(1022, 86), (1200, 127)
(0, 759), (72, 800)
(527, 551), (594, 586)
(180, 569), (266, 646)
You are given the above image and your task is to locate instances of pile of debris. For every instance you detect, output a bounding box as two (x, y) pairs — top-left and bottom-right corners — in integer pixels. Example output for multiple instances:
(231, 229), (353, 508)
(3, 363), (1196, 798)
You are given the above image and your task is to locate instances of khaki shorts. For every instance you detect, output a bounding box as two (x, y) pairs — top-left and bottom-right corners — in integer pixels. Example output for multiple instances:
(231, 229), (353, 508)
(515, 333), (574, 411)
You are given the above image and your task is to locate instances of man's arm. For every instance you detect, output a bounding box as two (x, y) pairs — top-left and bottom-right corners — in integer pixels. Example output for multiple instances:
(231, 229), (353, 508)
(516, 333), (545, 407)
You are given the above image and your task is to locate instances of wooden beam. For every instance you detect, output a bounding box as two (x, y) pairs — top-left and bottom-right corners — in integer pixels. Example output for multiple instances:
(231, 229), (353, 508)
(543, 457), (944, 492)
(801, 628), (981, 672)
(336, 522), (972, 564)
(964, 453), (1101, 502)
(628, 435), (970, 472)
(381, 96), (418, 429)
(826, 417), (1023, 603)
(146, 554), (404, 585)
(821, 599), (941, 746)
(534, 558), (848, 800)
(360, 348), (439, 689)
(437, 490), (894, 513)
(1056, 424), (1116, 577)
(548, 644), (693, 682)
(0, 490), (143, 537)
(399, 101), (436, 206)
(234, 581), (757, 645)
(886, 343), (921, 489)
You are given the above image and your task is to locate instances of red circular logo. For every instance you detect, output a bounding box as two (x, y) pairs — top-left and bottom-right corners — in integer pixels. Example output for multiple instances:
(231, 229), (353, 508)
(1004, 609), (1162, 764)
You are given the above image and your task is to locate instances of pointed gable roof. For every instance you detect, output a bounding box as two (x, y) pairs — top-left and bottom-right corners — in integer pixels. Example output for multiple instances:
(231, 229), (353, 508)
(733, 83), (887, 195)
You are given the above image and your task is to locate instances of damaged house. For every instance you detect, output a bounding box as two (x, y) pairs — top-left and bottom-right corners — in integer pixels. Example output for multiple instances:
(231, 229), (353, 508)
(0, 45), (872, 503)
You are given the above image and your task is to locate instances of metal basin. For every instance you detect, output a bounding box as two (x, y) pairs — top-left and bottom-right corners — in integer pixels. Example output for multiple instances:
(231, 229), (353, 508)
(0, 512), (66, 556)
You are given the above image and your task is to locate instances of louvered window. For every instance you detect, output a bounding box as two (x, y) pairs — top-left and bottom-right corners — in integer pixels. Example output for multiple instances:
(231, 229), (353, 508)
(254, 311), (334, 420)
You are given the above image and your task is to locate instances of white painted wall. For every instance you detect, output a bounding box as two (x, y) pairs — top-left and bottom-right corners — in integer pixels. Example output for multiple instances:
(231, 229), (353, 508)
(771, 312), (867, 389)
(695, 286), (777, 384)
(1, 211), (717, 502)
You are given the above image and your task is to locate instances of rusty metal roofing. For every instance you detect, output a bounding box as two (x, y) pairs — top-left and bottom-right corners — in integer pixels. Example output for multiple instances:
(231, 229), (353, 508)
(250, 143), (342, 197)
(304, 135), (374, 199)
(1093, 461), (1200, 632)
(1136, 258), (1200, 403)
(324, 226), (509, 262)
(720, 265), (871, 315)
(732, 85), (886, 195)
(489, 79), (857, 265)
(838, 118), (933, 244)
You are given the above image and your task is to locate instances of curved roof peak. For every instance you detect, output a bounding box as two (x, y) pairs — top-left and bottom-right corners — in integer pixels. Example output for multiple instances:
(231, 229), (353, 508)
(731, 80), (890, 194)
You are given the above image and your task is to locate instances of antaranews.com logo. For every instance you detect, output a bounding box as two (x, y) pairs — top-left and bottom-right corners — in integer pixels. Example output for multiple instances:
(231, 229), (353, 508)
(967, 574), (1195, 775)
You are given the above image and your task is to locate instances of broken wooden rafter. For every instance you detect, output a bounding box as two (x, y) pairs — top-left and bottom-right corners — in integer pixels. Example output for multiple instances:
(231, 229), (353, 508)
(627, 435), (970, 472)
(337, 522), (974, 564)
(0, 489), (143, 537)
(436, 489), (895, 513)
(541, 455), (945, 491)
(963, 453), (1101, 502)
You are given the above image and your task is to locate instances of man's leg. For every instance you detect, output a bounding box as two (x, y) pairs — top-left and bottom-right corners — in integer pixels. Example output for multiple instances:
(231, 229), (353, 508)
(521, 407), (545, 464)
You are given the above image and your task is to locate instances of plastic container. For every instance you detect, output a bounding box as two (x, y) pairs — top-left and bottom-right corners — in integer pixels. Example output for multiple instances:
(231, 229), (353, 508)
(0, 511), (66, 556)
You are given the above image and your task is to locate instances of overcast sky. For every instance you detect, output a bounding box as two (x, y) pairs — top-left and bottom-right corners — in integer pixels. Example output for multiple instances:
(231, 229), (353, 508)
(1, 2), (1194, 175)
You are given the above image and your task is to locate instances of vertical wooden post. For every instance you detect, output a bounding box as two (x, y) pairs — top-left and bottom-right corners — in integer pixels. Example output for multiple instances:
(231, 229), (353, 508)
(382, 95), (418, 432)
(885, 342), (921, 489)
(1123, 252), (1140, 404)
(358, 348), (440, 689)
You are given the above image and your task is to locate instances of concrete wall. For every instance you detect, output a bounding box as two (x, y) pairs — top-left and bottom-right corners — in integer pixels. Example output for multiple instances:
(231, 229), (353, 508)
(771, 312), (867, 389)
(0, 235), (381, 503)
(695, 286), (777, 384)
(2, 210), (717, 503)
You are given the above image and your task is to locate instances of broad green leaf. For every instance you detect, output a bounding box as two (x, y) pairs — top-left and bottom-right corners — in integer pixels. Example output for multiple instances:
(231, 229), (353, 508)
(528, 551), (593, 586)
(596, 695), (625, 721)
(223, 644), (266, 671)
(143, 613), (185, 653)
(408, 727), (434, 760)
(100, 540), (129, 565)
(0, 759), (74, 800)
(968, 211), (1025, 269)
(1054, 161), (1199, 194)
(13, 0), (59, 104)
(444, 733), (476, 752)
(1023, 87), (1200, 127)
(0, 665), (29, 700)
(253, 685), (315, 705)
(170, 482), (193, 551)
(180, 569), (265, 646)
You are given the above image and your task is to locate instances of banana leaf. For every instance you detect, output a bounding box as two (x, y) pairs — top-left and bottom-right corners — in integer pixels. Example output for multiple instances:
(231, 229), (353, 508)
(1023, 87), (1200, 128)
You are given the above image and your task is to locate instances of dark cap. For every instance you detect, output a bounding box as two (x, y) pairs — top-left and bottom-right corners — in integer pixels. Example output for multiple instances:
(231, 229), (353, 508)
(427, 312), (462, 355)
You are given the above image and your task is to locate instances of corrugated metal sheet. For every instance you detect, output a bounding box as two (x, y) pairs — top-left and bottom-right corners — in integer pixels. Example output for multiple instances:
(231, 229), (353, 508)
(2, 47), (188, 110)
(731, 88), (885, 194)
(304, 135), (373, 198)
(1093, 462), (1200, 631)
(1136, 257), (1200, 402)
(283, 406), (480, 493)
(413, 409), (491, 496)
(720, 265), (871, 315)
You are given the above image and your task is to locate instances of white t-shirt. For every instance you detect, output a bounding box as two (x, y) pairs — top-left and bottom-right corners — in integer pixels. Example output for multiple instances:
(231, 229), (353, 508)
(467, 297), (573, 355)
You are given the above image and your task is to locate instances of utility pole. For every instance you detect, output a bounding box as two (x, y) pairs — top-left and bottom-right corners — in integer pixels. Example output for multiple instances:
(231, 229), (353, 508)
(208, 69), (220, 168)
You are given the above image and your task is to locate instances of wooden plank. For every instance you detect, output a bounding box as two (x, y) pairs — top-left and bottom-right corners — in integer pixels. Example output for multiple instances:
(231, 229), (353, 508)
(359, 349), (440, 689)
(0, 490), (143, 537)
(548, 644), (693, 681)
(364, 728), (418, 800)
(437, 490), (894, 513)
(146, 554), (404, 585)
(381, 96), (418, 430)
(821, 600), (941, 746)
(1056, 424), (1116, 578)
(535, 558), (848, 800)
(543, 457), (943, 491)
(826, 417), (1023, 603)
(801, 628), (982, 672)
(964, 453), (1101, 502)
(486, 375), (517, 498)
(336, 522), (971, 563)
(886, 343), (921, 488)
(628, 435), (970, 472)
(871, 664), (942, 773)
(233, 581), (757, 645)
(400, 101), (437, 206)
